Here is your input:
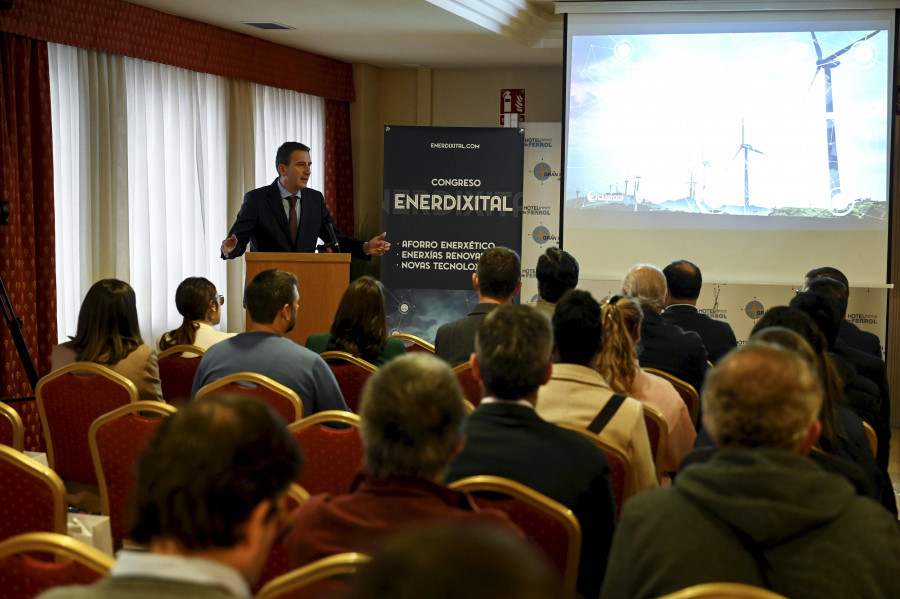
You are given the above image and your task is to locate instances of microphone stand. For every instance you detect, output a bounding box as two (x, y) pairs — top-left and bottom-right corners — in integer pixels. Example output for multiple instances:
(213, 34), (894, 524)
(0, 272), (39, 392)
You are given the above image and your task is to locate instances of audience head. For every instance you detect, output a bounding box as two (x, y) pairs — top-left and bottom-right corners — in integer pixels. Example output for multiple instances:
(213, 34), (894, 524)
(359, 353), (466, 481)
(663, 260), (702, 302)
(804, 266), (849, 291)
(536, 247), (579, 303)
(347, 524), (562, 599)
(703, 342), (823, 452)
(621, 264), (667, 314)
(245, 269), (299, 330)
(789, 291), (841, 350)
(596, 295), (644, 395)
(275, 141), (311, 177)
(475, 304), (552, 401)
(552, 290), (601, 366)
(475, 247), (521, 302)
(159, 277), (222, 350)
(130, 395), (303, 579)
(804, 276), (849, 317)
(328, 276), (388, 361)
(69, 278), (143, 364)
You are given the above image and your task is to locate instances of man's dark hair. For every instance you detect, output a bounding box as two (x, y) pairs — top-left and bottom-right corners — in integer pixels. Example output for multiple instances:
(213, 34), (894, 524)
(476, 247), (521, 300)
(475, 304), (551, 400)
(805, 266), (849, 290)
(552, 290), (602, 366)
(789, 291), (841, 350)
(130, 395), (303, 549)
(536, 247), (579, 303)
(663, 260), (702, 300)
(245, 269), (298, 324)
(805, 277), (848, 316)
(275, 141), (311, 176)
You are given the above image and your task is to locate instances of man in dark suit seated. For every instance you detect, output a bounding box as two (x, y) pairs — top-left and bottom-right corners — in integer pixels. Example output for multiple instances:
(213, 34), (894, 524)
(803, 266), (882, 359)
(661, 260), (737, 364)
(221, 141), (390, 259)
(622, 264), (708, 394)
(434, 246), (521, 366)
(445, 304), (617, 599)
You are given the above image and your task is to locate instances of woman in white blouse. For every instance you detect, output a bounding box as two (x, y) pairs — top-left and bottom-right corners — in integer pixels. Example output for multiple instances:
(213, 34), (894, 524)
(157, 277), (235, 353)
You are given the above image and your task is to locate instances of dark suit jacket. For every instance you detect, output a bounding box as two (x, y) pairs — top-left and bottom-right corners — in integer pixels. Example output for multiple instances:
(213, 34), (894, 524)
(839, 320), (882, 359)
(446, 402), (617, 599)
(638, 311), (709, 394)
(434, 303), (499, 366)
(224, 179), (365, 259)
(661, 304), (737, 364)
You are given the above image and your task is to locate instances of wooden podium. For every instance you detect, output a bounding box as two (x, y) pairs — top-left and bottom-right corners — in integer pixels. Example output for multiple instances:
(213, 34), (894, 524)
(245, 252), (351, 347)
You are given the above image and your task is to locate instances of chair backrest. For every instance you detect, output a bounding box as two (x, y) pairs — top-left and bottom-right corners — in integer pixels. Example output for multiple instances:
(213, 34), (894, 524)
(642, 404), (669, 481)
(861, 421), (878, 457)
(643, 368), (699, 428)
(88, 401), (177, 541)
(0, 446), (67, 542)
(319, 351), (378, 413)
(0, 401), (24, 451)
(0, 532), (114, 599)
(288, 411), (363, 496)
(556, 424), (632, 518)
(452, 362), (483, 407)
(35, 362), (139, 484)
(194, 372), (303, 423)
(253, 483), (311, 594)
(388, 333), (435, 354)
(256, 552), (371, 599)
(448, 475), (581, 599)
(657, 582), (790, 599)
(157, 344), (206, 407)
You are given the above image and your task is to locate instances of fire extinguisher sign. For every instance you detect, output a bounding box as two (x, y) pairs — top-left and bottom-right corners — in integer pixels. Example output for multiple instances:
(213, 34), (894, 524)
(500, 89), (525, 126)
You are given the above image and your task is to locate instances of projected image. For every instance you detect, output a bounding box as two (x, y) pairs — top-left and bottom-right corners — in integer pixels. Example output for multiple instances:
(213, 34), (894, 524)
(567, 30), (888, 219)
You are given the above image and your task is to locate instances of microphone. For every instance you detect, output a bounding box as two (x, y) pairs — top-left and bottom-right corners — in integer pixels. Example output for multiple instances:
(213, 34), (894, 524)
(318, 215), (341, 253)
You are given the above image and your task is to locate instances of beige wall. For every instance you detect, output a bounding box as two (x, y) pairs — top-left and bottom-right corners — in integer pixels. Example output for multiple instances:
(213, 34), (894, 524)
(350, 65), (562, 236)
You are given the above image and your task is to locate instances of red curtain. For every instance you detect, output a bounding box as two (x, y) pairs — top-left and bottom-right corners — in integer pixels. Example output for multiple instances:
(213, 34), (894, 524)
(324, 99), (355, 235)
(0, 33), (57, 403)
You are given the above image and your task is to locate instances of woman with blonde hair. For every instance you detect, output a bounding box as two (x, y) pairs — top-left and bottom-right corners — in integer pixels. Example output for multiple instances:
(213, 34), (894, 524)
(597, 295), (696, 475)
(157, 276), (234, 352)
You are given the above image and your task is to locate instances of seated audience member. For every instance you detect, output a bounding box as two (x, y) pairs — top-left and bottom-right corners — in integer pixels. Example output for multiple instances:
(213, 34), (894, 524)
(191, 269), (349, 415)
(305, 276), (405, 366)
(536, 290), (658, 495)
(661, 260), (737, 363)
(157, 276), (234, 354)
(621, 264), (708, 393)
(803, 266), (882, 358)
(600, 343), (900, 599)
(434, 246), (521, 366)
(446, 304), (616, 599)
(530, 246), (579, 319)
(51, 278), (162, 402)
(594, 294), (696, 477)
(37, 394), (304, 599)
(347, 524), (563, 599)
(284, 353), (518, 568)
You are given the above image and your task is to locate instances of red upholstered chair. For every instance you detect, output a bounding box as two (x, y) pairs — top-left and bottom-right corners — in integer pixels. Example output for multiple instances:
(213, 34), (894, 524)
(448, 475), (581, 599)
(642, 404), (669, 482)
(255, 552), (371, 599)
(0, 445), (67, 542)
(157, 344), (205, 407)
(288, 411), (363, 496)
(0, 401), (24, 451)
(557, 424), (632, 518)
(452, 362), (483, 407)
(319, 351), (378, 413)
(194, 372), (303, 424)
(89, 401), (177, 542)
(0, 532), (114, 599)
(252, 483), (311, 594)
(388, 333), (435, 354)
(643, 368), (699, 428)
(35, 362), (139, 486)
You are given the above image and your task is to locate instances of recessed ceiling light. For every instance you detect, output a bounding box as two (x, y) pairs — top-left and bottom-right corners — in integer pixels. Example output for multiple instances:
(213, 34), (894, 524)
(241, 21), (295, 30)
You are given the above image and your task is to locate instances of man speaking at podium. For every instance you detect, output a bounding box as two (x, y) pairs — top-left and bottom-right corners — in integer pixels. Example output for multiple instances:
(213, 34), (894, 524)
(221, 141), (390, 259)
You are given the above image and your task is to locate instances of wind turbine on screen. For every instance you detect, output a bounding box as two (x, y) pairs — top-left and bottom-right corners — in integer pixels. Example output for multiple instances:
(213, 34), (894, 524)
(809, 30), (881, 215)
(732, 118), (763, 215)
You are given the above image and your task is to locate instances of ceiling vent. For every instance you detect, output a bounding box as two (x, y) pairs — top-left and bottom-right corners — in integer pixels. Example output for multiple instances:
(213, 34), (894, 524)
(241, 21), (295, 30)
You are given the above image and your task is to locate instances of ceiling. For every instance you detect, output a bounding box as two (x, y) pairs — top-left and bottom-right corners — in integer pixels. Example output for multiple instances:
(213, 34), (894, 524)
(122, 0), (567, 69)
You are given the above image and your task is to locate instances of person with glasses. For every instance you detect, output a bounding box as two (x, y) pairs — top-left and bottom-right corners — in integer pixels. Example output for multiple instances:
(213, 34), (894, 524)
(158, 276), (235, 355)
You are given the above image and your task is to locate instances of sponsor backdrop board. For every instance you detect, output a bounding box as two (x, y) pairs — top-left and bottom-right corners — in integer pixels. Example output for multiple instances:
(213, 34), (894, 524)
(382, 126), (524, 342)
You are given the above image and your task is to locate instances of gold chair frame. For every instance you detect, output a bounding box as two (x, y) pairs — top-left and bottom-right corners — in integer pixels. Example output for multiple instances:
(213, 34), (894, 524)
(642, 404), (669, 481)
(194, 372), (303, 422)
(0, 445), (68, 535)
(448, 475), (581, 599)
(255, 552), (372, 599)
(319, 351), (379, 373)
(657, 582), (789, 599)
(861, 421), (878, 458)
(35, 362), (139, 471)
(157, 344), (206, 359)
(288, 410), (361, 433)
(557, 424), (633, 513)
(388, 333), (435, 353)
(643, 368), (700, 427)
(0, 401), (24, 451)
(0, 531), (114, 571)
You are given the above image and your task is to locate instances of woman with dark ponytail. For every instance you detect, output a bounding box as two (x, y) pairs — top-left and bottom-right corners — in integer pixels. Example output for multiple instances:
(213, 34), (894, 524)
(157, 277), (234, 352)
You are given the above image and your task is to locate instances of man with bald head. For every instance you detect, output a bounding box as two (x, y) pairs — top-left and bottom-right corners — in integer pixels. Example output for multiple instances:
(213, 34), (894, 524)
(622, 263), (708, 394)
(601, 342), (900, 599)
